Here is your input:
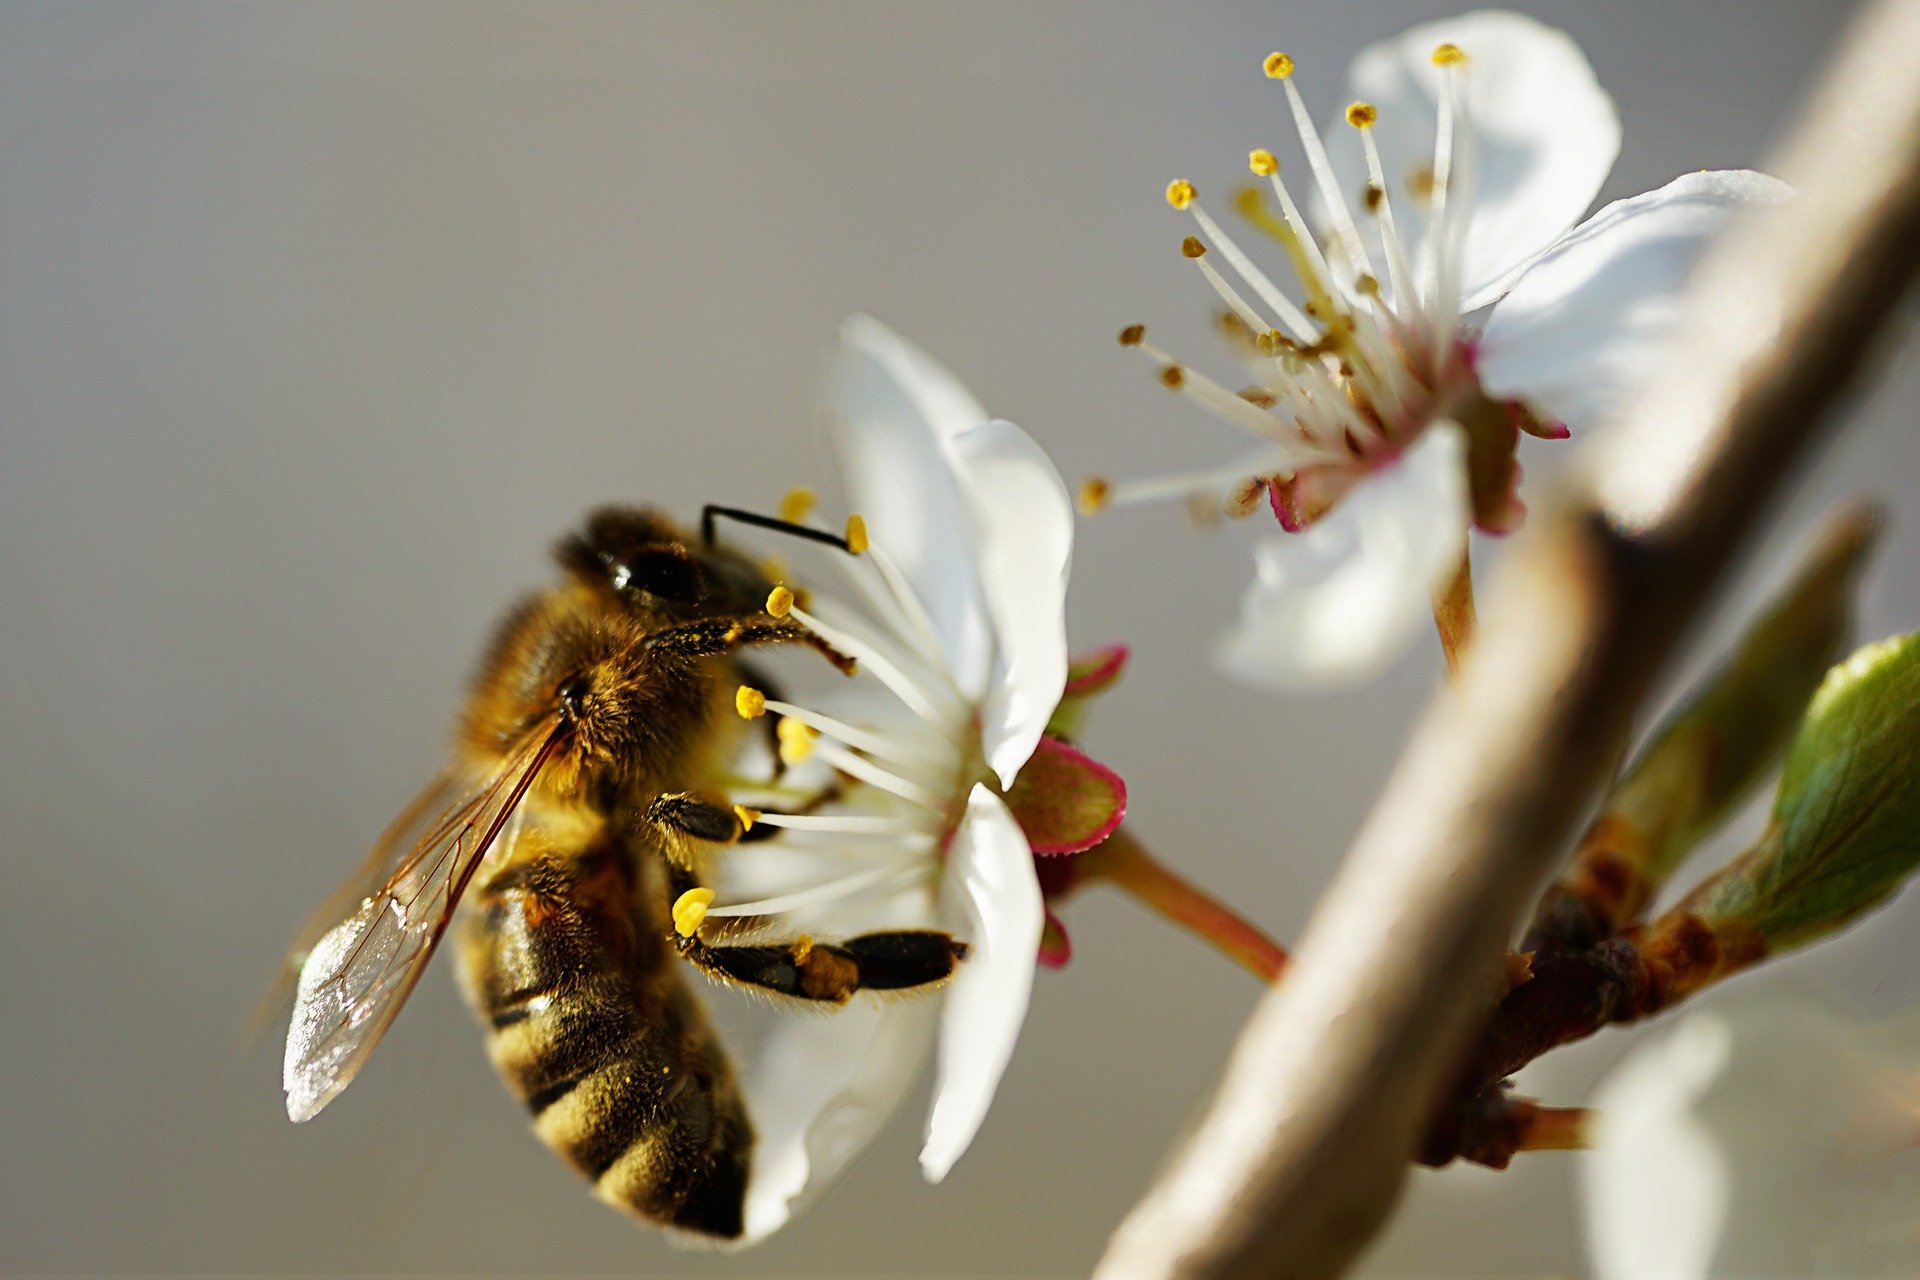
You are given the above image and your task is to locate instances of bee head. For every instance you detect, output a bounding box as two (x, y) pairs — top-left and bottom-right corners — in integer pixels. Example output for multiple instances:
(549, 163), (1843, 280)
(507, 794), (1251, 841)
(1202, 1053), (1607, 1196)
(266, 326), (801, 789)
(556, 504), (776, 621)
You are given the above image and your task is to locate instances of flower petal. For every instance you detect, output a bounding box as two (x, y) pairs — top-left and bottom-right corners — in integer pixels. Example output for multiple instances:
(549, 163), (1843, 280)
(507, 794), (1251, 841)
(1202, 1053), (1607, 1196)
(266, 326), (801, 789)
(829, 314), (994, 695)
(1476, 170), (1791, 435)
(1215, 423), (1468, 690)
(1325, 10), (1620, 307)
(737, 996), (939, 1244)
(1583, 1013), (1734, 1280)
(946, 418), (1074, 786)
(1584, 995), (1920, 1280)
(920, 786), (1044, 1181)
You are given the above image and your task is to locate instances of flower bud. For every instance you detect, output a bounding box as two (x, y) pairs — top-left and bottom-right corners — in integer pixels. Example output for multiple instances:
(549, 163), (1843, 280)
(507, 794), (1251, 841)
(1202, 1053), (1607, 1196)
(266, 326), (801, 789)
(1532, 506), (1878, 946)
(1683, 628), (1920, 951)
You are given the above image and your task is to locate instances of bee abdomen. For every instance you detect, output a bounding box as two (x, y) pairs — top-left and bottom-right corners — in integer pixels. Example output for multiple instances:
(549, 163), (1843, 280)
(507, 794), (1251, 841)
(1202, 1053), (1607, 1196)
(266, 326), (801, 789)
(456, 850), (752, 1239)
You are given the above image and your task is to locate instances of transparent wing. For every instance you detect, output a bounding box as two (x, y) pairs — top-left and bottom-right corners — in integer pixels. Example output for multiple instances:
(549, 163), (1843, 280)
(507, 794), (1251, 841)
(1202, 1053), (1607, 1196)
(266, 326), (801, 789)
(282, 719), (562, 1122)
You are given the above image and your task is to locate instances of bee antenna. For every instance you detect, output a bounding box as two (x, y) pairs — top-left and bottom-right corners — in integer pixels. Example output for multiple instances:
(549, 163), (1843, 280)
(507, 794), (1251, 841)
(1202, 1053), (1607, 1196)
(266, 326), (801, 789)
(700, 504), (851, 553)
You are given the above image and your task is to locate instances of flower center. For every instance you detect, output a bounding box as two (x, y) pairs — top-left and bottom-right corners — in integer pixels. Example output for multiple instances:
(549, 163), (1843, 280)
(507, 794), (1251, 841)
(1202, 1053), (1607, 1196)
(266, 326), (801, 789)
(1084, 41), (1485, 523)
(694, 500), (986, 929)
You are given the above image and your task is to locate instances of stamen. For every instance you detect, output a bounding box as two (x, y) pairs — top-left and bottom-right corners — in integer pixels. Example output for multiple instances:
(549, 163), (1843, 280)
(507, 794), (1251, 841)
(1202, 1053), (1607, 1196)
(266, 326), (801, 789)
(747, 811), (925, 836)
(1431, 42), (1467, 66)
(1078, 476), (1111, 515)
(776, 716), (818, 766)
(1275, 68), (1377, 283)
(787, 602), (956, 728)
(859, 540), (953, 676)
(844, 514), (870, 555)
(1118, 323), (1147, 347)
(1180, 196), (1318, 342)
(734, 804), (760, 831)
(1127, 334), (1325, 448)
(1352, 107), (1420, 319)
(1263, 51), (1294, 79)
(736, 685), (768, 719)
(672, 887), (714, 938)
(765, 585), (795, 618)
(1186, 235), (1286, 340)
(1165, 179), (1196, 210)
(705, 861), (931, 921)
(1427, 52), (1461, 318)
(1096, 454), (1288, 509)
(811, 737), (945, 811)
(779, 487), (816, 524)
(1241, 161), (1350, 346)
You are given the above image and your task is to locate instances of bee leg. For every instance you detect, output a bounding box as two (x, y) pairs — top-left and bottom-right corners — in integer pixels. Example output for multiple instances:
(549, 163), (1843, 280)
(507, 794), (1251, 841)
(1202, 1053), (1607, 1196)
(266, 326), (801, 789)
(644, 793), (759, 869)
(647, 616), (857, 676)
(674, 929), (969, 1003)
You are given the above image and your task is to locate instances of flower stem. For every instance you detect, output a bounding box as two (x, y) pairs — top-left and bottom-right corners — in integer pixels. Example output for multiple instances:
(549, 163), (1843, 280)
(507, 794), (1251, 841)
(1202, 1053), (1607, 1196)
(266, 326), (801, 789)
(1516, 1104), (1590, 1152)
(1431, 550), (1476, 676)
(1081, 828), (1288, 982)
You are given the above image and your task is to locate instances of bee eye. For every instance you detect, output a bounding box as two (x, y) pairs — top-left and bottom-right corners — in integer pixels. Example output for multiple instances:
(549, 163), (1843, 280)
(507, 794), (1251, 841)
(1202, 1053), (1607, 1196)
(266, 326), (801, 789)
(620, 548), (702, 603)
(556, 674), (592, 720)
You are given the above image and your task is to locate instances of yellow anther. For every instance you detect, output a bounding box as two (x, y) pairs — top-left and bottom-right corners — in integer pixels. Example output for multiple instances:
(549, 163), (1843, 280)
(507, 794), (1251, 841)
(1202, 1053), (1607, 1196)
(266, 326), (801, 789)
(1180, 235), (1207, 259)
(1431, 42), (1467, 66)
(1346, 101), (1377, 128)
(1159, 364), (1186, 390)
(735, 685), (768, 719)
(1165, 179), (1196, 210)
(777, 717), (817, 766)
(1263, 51), (1294, 79)
(765, 584), (794, 618)
(1118, 323), (1147, 347)
(1355, 273), (1381, 296)
(1248, 148), (1279, 177)
(733, 803), (760, 832)
(844, 513), (869, 555)
(1077, 476), (1111, 516)
(672, 888), (714, 938)
(778, 487), (816, 523)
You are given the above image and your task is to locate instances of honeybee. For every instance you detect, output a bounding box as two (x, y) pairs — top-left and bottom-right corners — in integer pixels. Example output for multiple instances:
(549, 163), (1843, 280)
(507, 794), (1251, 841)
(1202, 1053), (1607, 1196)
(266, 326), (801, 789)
(280, 506), (967, 1239)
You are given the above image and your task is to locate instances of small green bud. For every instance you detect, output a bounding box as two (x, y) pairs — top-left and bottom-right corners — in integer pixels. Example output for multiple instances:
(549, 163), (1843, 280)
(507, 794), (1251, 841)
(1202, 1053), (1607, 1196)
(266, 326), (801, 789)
(1533, 506), (1878, 944)
(1686, 630), (1920, 950)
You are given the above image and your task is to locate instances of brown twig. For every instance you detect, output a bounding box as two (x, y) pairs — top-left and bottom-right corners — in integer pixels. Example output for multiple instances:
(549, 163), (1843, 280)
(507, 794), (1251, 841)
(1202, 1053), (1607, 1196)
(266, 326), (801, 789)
(1095, 2), (1920, 1276)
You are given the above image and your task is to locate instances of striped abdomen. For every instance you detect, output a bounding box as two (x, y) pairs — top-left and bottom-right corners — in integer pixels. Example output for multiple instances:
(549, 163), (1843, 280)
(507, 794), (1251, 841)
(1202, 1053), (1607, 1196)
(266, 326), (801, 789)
(454, 831), (752, 1239)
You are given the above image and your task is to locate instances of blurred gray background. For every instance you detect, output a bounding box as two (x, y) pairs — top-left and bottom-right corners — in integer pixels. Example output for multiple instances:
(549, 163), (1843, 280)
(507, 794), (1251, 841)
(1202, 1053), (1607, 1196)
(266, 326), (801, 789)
(3, 1), (1913, 1275)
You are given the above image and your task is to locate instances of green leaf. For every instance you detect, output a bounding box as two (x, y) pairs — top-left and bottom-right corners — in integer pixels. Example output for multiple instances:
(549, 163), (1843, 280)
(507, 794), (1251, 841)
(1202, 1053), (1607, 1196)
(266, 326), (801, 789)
(1688, 630), (1920, 950)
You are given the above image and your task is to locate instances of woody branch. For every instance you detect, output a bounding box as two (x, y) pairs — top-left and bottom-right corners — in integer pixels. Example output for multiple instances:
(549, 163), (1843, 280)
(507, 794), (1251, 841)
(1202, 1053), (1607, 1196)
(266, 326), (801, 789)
(1095, 1), (1920, 1276)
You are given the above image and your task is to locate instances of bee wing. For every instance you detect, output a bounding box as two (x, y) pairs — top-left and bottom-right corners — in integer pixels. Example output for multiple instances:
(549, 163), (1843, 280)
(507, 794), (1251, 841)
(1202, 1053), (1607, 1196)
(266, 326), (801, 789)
(282, 720), (562, 1122)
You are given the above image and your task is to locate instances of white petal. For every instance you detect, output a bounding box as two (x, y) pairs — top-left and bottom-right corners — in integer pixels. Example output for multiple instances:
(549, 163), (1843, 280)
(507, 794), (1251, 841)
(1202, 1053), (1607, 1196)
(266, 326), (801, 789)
(737, 997), (939, 1245)
(1584, 1015), (1734, 1280)
(829, 314), (993, 695)
(1477, 170), (1791, 433)
(946, 418), (1073, 787)
(920, 786), (1043, 1181)
(1585, 995), (1920, 1280)
(1325, 9), (1621, 308)
(1214, 423), (1468, 690)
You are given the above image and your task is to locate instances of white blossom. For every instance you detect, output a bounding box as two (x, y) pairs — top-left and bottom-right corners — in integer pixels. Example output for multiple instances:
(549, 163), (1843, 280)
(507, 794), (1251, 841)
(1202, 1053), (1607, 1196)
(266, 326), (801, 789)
(704, 315), (1074, 1242)
(1099, 10), (1788, 688)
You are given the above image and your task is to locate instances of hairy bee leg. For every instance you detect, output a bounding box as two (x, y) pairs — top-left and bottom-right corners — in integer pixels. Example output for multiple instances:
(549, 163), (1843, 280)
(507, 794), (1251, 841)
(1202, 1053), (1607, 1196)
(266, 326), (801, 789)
(647, 615), (857, 676)
(647, 786), (854, 857)
(647, 793), (748, 845)
(675, 930), (969, 1004)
